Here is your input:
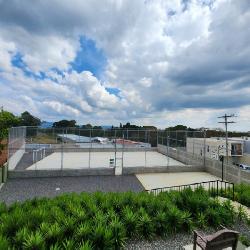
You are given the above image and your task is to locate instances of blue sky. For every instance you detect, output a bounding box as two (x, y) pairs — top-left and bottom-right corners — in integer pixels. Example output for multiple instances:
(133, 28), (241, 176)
(0, 0), (250, 130)
(70, 36), (107, 78)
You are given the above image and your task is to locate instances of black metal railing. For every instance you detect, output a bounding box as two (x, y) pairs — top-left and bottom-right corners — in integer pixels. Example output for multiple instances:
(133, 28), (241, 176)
(146, 180), (234, 200)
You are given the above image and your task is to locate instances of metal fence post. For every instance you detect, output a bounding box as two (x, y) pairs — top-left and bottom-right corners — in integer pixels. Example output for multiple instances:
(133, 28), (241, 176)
(216, 180), (219, 197)
(156, 130), (158, 146)
(61, 129), (64, 171)
(89, 129), (91, 168)
(122, 131), (124, 169)
(114, 129), (117, 170)
(167, 135), (170, 166)
(203, 129), (206, 167)
(145, 130), (147, 167)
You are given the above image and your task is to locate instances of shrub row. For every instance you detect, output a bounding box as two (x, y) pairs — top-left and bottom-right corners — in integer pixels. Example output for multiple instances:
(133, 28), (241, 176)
(0, 187), (246, 249)
(233, 183), (250, 207)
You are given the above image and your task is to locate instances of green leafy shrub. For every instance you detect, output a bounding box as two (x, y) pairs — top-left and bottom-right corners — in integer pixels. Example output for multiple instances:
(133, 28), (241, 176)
(0, 235), (10, 249)
(153, 211), (167, 236)
(75, 222), (92, 243)
(15, 227), (30, 246)
(0, 203), (7, 215)
(122, 207), (139, 237)
(91, 224), (113, 249)
(196, 212), (207, 229)
(138, 208), (155, 238)
(0, 189), (242, 248)
(109, 216), (127, 249)
(62, 239), (75, 250)
(42, 222), (62, 246)
(23, 231), (45, 250)
(240, 235), (250, 247)
(78, 240), (93, 250)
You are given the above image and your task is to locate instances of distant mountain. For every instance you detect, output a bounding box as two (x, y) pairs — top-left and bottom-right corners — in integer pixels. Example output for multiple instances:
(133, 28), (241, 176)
(101, 125), (112, 129)
(40, 121), (54, 128)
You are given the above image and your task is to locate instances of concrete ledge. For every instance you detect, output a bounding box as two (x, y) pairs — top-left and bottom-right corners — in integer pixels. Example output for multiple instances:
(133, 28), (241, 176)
(123, 165), (205, 175)
(8, 168), (114, 178)
(52, 147), (158, 153)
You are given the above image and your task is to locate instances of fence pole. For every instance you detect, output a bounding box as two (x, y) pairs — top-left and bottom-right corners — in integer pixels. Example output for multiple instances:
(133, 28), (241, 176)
(216, 180), (219, 197)
(61, 129), (64, 171)
(167, 135), (170, 166)
(145, 130), (147, 167)
(176, 131), (178, 148)
(122, 131), (124, 169)
(89, 129), (91, 168)
(157, 130), (158, 146)
(232, 183), (235, 201)
(114, 129), (117, 169)
(203, 129), (206, 167)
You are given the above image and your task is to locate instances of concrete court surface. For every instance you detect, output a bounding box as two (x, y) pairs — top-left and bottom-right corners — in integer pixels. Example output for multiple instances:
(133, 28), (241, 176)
(26, 151), (184, 170)
(0, 176), (144, 205)
(136, 172), (220, 190)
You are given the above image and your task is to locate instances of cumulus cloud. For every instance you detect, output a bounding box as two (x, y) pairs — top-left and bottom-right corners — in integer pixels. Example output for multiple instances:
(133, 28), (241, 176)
(0, 0), (250, 129)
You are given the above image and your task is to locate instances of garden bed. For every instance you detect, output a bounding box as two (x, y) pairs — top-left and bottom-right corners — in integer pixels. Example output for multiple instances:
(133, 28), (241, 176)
(0, 188), (249, 249)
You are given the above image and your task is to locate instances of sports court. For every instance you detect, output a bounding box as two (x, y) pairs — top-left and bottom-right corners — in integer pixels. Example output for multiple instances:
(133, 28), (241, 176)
(26, 151), (185, 170)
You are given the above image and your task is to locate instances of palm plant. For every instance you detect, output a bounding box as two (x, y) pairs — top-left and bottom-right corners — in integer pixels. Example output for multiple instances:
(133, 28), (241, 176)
(122, 207), (139, 237)
(138, 208), (155, 239)
(91, 224), (113, 249)
(0, 235), (10, 249)
(109, 216), (127, 249)
(23, 231), (45, 250)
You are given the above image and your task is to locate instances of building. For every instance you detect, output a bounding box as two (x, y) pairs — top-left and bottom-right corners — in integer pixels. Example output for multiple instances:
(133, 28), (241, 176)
(186, 137), (243, 163)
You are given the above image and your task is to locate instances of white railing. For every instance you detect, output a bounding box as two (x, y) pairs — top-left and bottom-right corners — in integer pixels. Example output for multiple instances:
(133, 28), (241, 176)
(33, 147), (46, 164)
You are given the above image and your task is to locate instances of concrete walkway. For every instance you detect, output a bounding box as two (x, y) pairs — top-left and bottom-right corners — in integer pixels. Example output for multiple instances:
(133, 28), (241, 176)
(136, 172), (220, 190)
(218, 197), (250, 218)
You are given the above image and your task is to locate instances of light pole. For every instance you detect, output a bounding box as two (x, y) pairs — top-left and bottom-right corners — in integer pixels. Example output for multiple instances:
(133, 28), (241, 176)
(218, 145), (226, 181)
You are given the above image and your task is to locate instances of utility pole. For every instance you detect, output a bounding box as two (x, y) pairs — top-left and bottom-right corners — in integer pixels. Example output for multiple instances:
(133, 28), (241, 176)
(218, 114), (236, 164)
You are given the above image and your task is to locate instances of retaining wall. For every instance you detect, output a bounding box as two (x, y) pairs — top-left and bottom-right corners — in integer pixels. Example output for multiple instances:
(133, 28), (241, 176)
(157, 144), (250, 184)
(205, 157), (250, 184)
(157, 144), (204, 166)
(123, 165), (205, 175)
(8, 146), (25, 170)
(8, 168), (114, 178)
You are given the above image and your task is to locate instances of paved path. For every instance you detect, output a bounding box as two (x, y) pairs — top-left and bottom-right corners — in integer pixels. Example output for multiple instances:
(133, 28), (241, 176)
(218, 197), (250, 218)
(0, 176), (144, 205)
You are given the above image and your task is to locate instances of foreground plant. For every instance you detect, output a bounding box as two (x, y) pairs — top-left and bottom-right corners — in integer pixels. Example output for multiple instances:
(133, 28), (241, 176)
(0, 188), (247, 249)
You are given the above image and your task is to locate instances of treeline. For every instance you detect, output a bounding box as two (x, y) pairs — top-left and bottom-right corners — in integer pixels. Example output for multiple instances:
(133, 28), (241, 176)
(0, 110), (40, 138)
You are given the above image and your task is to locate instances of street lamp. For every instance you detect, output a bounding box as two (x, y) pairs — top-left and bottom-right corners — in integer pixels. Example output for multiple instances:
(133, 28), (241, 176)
(218, 145), (226, 181)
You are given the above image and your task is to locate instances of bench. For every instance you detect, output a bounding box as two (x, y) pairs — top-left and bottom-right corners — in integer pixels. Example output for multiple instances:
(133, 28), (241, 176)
(193, 228), (239, 250)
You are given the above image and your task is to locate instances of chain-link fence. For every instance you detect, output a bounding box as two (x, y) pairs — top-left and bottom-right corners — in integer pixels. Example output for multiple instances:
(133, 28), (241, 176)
(8, 127), (246, 174)
(8, 127), (164, 173)
(6, 126), (250, 183)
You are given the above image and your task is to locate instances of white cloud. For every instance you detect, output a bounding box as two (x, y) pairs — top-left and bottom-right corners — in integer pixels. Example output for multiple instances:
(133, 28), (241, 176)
(0, 0), (250, 129)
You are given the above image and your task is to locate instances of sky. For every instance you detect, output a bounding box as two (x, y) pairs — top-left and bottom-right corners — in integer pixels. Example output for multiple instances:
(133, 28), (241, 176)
(0, 0), (250, 130)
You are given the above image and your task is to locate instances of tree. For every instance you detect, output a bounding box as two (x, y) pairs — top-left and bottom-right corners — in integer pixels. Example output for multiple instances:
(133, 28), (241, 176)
(0, 110), (20, 161)
(53, 120), (77, 128)
(81, 124), (92, 129)
(0, 110), (20, 138)
(166, 125), (188, 131)
(122, 122), (140, 129)
(20, 111), (41, 126)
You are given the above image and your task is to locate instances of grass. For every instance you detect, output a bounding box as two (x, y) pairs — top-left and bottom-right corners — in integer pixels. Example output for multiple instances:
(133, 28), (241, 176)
(0, 187), (249, 249)
(30, 134), (56, 144)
